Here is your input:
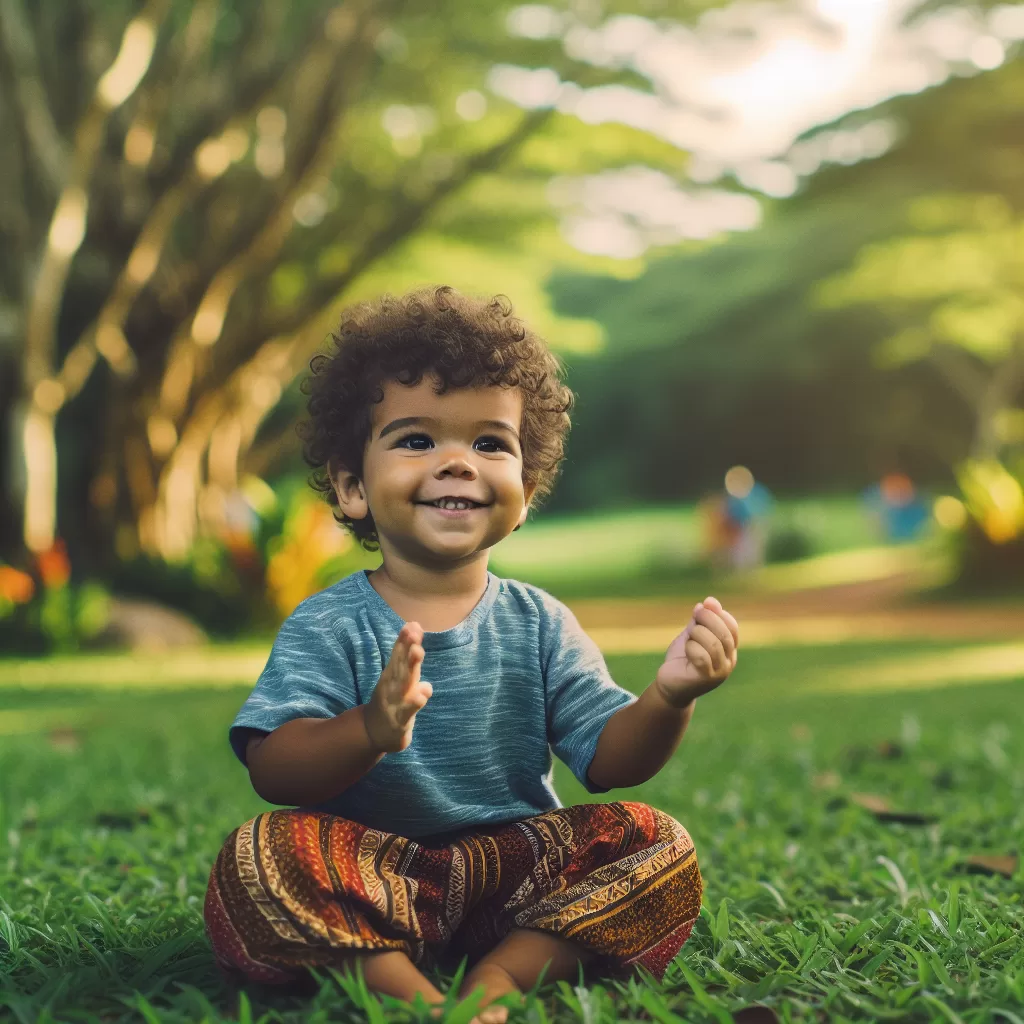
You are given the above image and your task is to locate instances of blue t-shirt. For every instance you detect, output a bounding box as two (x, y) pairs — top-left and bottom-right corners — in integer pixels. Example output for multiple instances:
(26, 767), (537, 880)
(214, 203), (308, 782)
(230, 569), (638, 837)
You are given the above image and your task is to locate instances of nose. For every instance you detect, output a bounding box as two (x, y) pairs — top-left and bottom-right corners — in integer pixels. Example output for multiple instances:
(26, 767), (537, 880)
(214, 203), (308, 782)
(433, 446), (478, 479)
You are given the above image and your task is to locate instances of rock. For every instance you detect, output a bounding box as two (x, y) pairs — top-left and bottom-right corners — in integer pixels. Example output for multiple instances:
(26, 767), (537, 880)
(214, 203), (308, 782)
(90, 596), (208, 651)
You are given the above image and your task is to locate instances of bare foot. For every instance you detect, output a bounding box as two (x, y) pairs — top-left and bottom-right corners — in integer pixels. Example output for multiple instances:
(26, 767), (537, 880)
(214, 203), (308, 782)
(455, 963), (524, 1024)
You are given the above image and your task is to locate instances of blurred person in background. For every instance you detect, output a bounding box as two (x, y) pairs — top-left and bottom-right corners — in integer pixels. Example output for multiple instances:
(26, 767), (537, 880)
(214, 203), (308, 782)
(700, 467), (774, 572)
(861, 472), (931, 543)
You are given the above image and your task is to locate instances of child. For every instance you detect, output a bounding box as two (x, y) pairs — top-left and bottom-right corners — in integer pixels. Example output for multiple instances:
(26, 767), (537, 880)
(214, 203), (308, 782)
(204, 286), (740, 1023)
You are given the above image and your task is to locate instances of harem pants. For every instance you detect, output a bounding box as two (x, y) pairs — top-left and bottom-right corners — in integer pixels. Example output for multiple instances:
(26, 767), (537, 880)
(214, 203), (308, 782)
(204, 801), (702, 986)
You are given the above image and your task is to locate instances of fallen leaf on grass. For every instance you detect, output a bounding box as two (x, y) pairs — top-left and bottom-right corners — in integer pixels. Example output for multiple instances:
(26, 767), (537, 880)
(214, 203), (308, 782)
(846, 793), (937, 825)
(876, 740), (903, 759)
(851, 793), (893, 814)
(813, 771), (841, 790)
(961, 854), (1018, 878)
(733, 1006), (779, 1023)
(48, 727), (81, 752)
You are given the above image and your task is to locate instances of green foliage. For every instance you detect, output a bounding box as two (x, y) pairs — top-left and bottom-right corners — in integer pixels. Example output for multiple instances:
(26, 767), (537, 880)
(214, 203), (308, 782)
(0, 579), (113, 656)
(5, 0), (726, 573)
(107, 542), (271, 638)
(817, 194), (1024, 364)
(511, 113), (689, 177)
(543, 57), (1024, 511)
(764, 526), (815, 565)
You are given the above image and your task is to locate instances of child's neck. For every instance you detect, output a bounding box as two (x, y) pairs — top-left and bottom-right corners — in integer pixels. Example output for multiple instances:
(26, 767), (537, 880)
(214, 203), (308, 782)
(368, 557), (490, 633)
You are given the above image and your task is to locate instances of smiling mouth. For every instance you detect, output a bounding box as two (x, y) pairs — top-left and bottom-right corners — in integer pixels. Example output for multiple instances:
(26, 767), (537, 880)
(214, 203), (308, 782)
(418, 499), (489, 510)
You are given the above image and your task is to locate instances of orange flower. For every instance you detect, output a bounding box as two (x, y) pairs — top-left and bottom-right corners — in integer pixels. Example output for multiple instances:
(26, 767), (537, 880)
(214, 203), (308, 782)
(0, 566), (35, 604)
(37, 539), (71, 589)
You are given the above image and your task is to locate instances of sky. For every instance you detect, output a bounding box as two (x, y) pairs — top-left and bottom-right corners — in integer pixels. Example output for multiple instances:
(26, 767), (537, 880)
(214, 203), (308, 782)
(486, 0), (1024, 256)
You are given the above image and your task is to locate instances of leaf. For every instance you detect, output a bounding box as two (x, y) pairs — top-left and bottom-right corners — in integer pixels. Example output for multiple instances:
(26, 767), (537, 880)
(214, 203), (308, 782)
(636, 987), (691, 1024)
(851, 793), (893, 814)
(837, 915), (876, 954)
(716, 898), (731, 944)
(733, 1008), (780, 1024)
(47, 727), (81, 751)
(945, 880), (961, 934)
(961, 854), (1018, 878)
(849, 792), (936, 825)
(812, 771), (841, 790)
(757, 881), (786, 911)
(674, 966), (731, 1024)
(94, 809), (151, 830)
(876, 856), (910, 907)
(860, 946), (892, 978)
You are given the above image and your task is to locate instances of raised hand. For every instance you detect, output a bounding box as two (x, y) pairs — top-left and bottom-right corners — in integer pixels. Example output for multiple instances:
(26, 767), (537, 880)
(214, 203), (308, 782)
(655, 596), (739, 708)
(363, 623), (434, 753)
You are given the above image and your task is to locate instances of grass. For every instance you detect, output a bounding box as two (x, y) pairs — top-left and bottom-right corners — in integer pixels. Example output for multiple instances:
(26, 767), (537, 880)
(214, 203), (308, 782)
(1, 634), (1022, 1023)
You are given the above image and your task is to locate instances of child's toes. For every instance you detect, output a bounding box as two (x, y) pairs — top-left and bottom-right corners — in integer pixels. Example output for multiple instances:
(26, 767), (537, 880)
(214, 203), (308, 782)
(475, 1009), (510, 1024)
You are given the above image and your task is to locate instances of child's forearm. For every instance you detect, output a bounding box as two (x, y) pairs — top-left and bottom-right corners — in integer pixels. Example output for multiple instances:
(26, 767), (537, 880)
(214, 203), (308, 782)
(246, 707), (386, 807)
(587, 682), (695, 790)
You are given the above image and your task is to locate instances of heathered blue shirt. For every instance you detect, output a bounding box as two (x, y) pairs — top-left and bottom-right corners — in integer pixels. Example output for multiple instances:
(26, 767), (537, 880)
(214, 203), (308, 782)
(230, 568), (638, 838)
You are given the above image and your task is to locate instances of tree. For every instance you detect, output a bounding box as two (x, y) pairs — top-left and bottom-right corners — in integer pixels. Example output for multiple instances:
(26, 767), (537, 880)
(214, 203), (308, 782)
(813, 58), (1024, 547)
(0, 0), (705, 572)
(545, 51), (1024, 525)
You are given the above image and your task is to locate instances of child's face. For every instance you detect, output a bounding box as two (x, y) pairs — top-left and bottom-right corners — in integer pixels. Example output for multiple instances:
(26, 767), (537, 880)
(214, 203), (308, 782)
(331, 374), (536, 567)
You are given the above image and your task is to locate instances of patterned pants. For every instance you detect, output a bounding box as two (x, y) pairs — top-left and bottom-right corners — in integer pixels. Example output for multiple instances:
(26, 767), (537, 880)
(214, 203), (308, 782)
(204, 801), (702, 986)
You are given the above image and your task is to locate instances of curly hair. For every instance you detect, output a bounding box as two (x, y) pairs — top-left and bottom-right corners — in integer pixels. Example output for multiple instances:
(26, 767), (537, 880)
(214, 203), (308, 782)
(298, 285), (575, 551)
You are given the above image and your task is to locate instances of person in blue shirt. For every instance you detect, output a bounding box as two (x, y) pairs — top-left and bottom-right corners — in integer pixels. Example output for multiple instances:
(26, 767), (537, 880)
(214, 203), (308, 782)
(204, 286), (740, 1024)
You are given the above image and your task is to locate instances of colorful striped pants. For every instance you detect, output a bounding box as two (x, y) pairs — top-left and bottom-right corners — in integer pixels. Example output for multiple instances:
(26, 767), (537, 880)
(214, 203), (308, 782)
(204, 801), (702, 986)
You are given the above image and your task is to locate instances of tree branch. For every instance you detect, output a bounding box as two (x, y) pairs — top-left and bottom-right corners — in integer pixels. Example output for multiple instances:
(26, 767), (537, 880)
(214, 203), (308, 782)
(928, 342), (988, 410)
(150, 104), (554, 556)
(22, 0), (172, 394)
(0, 0), (70, 193)
(246, 106), (556, 353)
(49, 5), (349, 411)
(971, 336), (1024, 461)
(155, 4), (384, 421)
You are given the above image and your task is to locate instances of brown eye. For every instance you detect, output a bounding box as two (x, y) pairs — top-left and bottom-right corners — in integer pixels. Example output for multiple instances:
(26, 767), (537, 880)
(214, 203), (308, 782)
(475, 437), (507, 453)
(394, 433), (431, 450)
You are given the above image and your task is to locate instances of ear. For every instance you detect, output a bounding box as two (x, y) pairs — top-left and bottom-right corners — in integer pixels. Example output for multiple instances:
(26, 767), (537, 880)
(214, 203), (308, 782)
(515, 480), (538, 530)
(330, 461), (369, 520)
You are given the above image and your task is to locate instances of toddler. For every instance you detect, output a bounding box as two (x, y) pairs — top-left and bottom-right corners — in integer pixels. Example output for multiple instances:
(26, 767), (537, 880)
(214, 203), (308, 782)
(204, 286), (739, 1023)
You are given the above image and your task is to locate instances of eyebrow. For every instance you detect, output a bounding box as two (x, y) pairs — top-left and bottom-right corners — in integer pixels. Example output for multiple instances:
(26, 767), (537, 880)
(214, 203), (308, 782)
(377, 416), (520, 442)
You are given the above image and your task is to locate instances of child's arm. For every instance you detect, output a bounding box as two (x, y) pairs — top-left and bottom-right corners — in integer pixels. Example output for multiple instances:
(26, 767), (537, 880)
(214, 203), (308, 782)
(587, 687), (695, 790)
(588, 597), (739, 790)
(245, 622), (431, 806)
(246, 708), (385, 806)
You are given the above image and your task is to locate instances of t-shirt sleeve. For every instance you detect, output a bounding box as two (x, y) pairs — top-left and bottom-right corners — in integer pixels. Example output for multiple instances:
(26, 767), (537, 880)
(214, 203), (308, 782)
(539, 594), (638, 794)
(229, 604), (358, 766)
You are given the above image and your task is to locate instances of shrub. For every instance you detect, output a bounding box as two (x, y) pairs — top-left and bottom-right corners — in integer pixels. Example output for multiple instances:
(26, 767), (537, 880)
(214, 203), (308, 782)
(0, 541), (112, 655)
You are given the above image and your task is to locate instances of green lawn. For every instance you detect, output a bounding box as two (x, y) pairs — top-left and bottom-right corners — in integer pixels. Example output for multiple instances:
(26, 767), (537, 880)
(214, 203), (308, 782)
(1, 636), (1022, 1022)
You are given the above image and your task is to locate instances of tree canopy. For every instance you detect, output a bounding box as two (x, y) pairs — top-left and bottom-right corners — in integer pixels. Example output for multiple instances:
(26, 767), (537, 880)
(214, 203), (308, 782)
(0, 0), (716, 571)
(546, 53), (1024, 537)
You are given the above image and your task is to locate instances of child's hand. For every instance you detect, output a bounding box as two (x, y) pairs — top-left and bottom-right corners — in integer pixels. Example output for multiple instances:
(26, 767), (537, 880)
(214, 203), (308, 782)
(364, 623), (433, 753)
(654, 596), (739, 708)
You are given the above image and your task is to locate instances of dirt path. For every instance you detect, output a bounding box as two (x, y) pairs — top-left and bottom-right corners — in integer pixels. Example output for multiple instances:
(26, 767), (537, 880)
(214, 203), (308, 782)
(567, 573), (1024, 642)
